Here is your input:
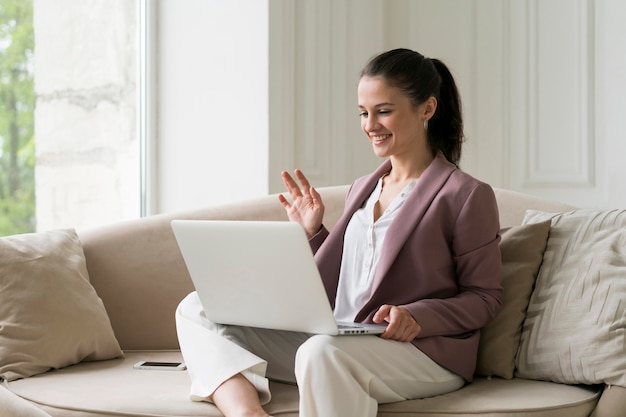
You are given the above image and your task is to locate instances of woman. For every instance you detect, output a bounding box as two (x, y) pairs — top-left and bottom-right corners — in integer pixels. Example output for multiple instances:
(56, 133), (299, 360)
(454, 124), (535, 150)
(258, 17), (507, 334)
(176, 48), (503, 417)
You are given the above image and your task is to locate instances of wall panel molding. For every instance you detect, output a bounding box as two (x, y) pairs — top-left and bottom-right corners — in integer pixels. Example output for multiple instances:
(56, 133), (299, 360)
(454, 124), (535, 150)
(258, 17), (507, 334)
(268, 0), (619, 208)
(514, 0), (596, 188)
(294, 0), (331, 180)
(269, 0), (385, 192)
(268, 0), (296, 193)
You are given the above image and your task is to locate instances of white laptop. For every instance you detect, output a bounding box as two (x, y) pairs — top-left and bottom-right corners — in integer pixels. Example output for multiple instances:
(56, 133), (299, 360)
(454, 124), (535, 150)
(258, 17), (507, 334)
(171, 220), (386, 336)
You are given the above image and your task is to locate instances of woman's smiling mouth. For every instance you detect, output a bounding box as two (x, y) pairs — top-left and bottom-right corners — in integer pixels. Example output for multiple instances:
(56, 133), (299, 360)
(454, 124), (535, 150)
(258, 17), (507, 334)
(371, 134), (391, 144)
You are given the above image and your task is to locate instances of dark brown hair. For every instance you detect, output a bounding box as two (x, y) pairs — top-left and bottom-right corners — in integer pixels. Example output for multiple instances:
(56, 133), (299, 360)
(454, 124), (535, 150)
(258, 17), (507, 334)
(360, 48), (464, 166)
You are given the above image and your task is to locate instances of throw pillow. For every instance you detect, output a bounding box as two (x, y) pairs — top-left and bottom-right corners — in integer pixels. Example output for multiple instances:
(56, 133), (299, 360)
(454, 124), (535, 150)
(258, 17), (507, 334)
(0, 229), (123, 382)
(516, 209), (626, 387)
(475, 220), (551, 379)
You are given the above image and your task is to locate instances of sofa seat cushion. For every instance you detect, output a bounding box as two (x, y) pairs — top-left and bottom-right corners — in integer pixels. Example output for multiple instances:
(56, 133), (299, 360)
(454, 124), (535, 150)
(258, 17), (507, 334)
(5, 351), (601, 417)
(5, 351), (223, 417)
(379, 378), (600, 416)
(5, 351), (289, 417)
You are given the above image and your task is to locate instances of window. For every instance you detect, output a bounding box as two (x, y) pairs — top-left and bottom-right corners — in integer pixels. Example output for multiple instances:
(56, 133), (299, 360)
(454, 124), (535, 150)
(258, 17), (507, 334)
(0, 0), (35, 235)
(0, 0), (140, 236)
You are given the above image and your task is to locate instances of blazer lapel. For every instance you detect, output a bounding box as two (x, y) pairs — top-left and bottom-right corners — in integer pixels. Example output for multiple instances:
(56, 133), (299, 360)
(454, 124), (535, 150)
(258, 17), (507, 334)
(342, 160), (392, 217)
(314, 160), (391, 306)
(370, 153), (456, 292)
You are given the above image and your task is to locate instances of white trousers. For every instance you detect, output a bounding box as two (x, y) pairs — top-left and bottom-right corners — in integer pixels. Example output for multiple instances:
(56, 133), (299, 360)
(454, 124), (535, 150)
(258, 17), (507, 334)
(175, 292), (464, 417)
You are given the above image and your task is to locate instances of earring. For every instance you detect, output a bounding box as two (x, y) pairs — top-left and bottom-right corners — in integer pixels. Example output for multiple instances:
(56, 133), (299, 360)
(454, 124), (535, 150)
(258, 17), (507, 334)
(424, 119), (429, 130)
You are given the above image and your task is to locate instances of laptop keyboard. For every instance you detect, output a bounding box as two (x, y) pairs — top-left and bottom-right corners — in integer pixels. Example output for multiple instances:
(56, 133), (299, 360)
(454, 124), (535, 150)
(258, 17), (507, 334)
(337, 324), (364, 329)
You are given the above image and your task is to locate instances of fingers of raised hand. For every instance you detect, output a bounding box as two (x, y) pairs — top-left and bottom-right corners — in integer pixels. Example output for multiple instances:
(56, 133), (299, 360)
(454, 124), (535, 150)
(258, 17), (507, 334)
(309, 185), (324, 206)
(277, 193), (291, 209)
(283, 171), (314, 203)
(281, 171), (301, 197)
(294, 169), (312, 192)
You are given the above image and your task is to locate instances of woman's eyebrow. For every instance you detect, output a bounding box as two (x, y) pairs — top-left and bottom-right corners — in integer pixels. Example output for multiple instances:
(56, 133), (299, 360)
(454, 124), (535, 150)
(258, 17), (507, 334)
(358, 102), (395, 109)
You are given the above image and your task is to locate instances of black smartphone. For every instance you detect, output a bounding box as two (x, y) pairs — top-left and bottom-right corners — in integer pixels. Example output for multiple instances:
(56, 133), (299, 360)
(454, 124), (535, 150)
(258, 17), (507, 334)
(133, 361), (187, 370)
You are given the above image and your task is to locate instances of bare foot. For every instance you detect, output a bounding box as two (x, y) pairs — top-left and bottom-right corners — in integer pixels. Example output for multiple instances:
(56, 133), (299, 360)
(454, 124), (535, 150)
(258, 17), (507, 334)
(212, 373), (270, 417)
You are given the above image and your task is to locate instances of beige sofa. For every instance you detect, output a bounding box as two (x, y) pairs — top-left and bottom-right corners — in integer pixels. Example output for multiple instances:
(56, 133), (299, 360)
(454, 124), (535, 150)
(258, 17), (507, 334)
(1, 185), (625, 417)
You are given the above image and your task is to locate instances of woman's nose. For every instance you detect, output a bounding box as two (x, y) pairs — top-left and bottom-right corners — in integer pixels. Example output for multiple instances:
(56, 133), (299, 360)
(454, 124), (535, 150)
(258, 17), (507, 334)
(364, 115), (379, 132)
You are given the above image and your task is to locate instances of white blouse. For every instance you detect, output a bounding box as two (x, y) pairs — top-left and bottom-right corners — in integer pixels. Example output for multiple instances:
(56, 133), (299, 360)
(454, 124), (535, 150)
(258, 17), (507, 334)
(333, 176), (418, 322)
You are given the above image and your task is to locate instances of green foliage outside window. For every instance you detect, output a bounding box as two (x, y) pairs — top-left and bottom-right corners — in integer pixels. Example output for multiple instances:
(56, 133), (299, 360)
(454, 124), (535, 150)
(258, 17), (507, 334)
(0, 0), (35, 236)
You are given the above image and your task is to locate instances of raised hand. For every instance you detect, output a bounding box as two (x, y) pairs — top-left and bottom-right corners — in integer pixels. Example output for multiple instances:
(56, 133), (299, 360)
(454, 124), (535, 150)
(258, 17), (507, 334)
(278, 169), (325, 238)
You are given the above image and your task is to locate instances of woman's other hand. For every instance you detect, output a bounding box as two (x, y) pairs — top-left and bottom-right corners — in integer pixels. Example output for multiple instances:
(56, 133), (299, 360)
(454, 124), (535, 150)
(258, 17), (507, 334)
(373, 305), (422, 342)
(278, 169), (325, 238)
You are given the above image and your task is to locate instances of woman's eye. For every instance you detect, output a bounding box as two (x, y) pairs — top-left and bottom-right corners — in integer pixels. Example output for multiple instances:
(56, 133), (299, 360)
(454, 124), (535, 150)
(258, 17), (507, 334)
(379, 110), (391, 115)
(359, 112), (368, 118)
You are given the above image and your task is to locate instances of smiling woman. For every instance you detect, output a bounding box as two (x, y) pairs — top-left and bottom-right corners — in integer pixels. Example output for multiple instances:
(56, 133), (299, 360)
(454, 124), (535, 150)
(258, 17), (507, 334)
(177, 48), (502, 417)
(357, 76), (436, 164)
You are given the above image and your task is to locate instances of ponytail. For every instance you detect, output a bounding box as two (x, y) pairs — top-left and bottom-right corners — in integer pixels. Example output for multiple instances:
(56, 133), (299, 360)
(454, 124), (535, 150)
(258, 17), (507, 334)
(429, 59), (464, 166)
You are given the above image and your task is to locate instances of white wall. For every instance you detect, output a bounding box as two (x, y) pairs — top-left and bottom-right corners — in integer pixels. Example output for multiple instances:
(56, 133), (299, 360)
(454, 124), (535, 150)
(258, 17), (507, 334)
(597, 0), (626, 206)
(156, 0), (269, 213)
(156, 0), (626, 213)
(505, 0), (605, 207)
(268, 0), (386, 194)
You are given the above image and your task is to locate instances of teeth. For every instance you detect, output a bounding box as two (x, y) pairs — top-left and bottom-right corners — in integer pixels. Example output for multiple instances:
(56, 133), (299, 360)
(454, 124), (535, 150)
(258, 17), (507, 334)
(372, 135), (390, 142)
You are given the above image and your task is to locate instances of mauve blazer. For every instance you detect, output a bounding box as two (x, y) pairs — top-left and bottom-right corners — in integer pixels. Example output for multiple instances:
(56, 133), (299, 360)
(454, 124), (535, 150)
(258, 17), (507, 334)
(309, 152), (503, 382)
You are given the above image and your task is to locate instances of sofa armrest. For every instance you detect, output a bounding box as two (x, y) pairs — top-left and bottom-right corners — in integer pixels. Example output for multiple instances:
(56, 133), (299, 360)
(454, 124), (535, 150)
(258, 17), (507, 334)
(0, 384), (51, 417)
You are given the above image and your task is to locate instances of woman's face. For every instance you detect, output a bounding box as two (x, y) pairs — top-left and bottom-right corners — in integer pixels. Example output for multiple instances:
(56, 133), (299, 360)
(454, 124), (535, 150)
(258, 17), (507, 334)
(357, 76), (432, 160)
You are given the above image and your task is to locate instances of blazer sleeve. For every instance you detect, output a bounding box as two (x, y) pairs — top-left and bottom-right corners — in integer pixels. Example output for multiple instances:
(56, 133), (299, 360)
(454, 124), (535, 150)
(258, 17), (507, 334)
(308, 181), (357, 254)
(309, 226), (329, 253)
(404, 182), (503, 338)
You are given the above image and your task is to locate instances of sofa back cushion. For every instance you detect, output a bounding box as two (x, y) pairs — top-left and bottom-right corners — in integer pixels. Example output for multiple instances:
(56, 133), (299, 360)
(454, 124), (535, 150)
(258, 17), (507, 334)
(476, 220), (551, 379)
(517, 209), (626, 387)
(0, 229), (123, 381)
(76, 185), (572, 352)
(493, 188), (574, 227)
